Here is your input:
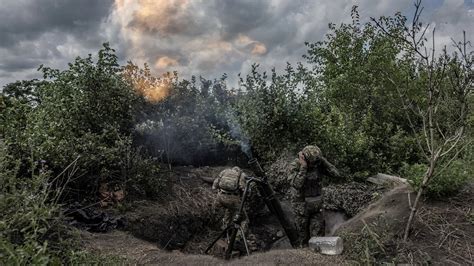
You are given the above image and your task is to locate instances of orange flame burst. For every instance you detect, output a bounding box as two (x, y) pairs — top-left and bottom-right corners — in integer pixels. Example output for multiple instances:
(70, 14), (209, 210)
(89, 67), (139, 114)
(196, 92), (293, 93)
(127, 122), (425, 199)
(123, 63), (173, 103)
(135, 80), (171, 103)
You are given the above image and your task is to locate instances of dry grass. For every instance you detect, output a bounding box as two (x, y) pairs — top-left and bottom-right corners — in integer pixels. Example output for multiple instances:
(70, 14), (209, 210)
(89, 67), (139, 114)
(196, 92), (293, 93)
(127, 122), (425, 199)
(398, 184), (474, 265)
(164, 184), (218, 220)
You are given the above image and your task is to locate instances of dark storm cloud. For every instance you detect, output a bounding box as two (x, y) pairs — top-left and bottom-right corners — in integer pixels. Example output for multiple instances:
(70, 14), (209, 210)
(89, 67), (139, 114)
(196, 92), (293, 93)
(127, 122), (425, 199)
(0, 0), (114, 86)
(213, 0), (272, 38)
(0, 57), (42, 72)
(0, 0), (113, 47)
(1, 0), (473, 88)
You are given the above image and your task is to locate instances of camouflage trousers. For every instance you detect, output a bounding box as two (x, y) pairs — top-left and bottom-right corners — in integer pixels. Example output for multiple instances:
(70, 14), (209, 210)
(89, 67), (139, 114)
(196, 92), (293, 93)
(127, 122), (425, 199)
(215, 193), (249, 238)
(291, 197), (324, 247)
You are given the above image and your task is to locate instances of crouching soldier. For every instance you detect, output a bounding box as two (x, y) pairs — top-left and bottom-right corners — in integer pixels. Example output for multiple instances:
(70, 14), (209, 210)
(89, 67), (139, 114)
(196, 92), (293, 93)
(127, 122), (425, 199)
(212, 167), (249, 236)
(289, 145), (341, 247)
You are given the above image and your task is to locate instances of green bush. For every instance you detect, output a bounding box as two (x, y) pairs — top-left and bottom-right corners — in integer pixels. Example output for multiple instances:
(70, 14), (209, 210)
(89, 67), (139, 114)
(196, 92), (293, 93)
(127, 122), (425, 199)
(28, 43), (136, 171)
(120, 146), (166, 199)
(302, 8), (420, 176)
(0, 44), (167, 200)
(401, 157), (473, 198)
(0, 141), (71, 264)
(0, 140), (129, 264)
(235, 64), (311, 162)
(232, 9), (423, 179)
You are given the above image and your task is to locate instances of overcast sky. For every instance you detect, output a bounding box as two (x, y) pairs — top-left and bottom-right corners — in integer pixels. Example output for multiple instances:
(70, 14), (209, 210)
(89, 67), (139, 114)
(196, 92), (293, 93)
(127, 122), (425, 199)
(0, 0), (473, 88)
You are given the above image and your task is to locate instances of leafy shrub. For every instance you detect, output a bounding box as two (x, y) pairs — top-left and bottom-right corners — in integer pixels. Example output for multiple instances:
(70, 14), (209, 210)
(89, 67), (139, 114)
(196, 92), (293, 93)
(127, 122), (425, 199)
(28, 43), (136, 171)
(235, 64), (311, 162)
(401, 156), (473, 198)
(0, 141), (71, 264)
(232, 9), (423, 179)
(0, 140), (129, 264)
(120, 146), (167, 199)
(302, 8), (421, 176)
(0, 44), (166, 200)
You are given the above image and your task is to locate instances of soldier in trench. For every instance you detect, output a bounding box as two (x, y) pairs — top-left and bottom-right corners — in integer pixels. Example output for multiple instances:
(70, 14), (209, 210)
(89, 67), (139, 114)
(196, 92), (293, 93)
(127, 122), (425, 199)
(212, 167), (249, 239)
(287, 145), (342, 247)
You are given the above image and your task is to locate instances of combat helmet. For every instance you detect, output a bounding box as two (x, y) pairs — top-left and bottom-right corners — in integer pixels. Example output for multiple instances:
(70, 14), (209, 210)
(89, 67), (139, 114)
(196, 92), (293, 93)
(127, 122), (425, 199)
(302, 145), (322, 163)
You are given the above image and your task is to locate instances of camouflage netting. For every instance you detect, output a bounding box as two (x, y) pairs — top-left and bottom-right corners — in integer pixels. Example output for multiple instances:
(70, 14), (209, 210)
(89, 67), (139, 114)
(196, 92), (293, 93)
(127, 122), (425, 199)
(323, 182), (380, 217)
(265, 151), (297, 194)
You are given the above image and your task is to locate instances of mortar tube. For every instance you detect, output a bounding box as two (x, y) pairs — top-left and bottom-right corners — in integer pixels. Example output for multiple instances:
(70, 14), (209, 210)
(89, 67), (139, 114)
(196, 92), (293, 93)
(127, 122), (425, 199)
(248, 158), (265, 179)
(247, 159), (299, 248)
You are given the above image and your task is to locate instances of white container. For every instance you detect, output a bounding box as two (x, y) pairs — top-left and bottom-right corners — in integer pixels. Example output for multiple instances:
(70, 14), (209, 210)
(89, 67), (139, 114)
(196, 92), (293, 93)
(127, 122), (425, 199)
(308, 236), (343, 255)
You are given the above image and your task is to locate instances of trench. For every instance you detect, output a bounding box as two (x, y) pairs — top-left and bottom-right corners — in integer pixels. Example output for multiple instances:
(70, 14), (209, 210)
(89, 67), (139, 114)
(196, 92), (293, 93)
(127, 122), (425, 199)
(121, 166), (361, 259)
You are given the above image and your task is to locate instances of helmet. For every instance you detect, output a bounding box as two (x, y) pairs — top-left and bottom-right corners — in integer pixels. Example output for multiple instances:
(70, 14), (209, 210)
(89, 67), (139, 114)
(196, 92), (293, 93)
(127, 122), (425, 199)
(302, 145), (322, 163)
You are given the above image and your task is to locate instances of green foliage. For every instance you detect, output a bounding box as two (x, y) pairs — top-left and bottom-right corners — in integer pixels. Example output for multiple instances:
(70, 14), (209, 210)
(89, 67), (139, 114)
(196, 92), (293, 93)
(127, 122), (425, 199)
(29, 43), (136, 170)
(0, 44), (161, 199)
(233, 9), (422, 178)
(0, 140), (135, 264)
(120, 146), (167, 199)
(0, 141), (70, 264)
(0, 80), (45, 172)
(302, 7), (420, 176)
(235, 64), (311, 162)
(402, 154), (473, 198)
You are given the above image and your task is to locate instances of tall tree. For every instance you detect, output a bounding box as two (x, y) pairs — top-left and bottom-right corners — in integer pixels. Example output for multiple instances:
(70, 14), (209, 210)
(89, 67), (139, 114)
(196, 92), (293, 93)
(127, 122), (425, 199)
(372, 0), (473, 241)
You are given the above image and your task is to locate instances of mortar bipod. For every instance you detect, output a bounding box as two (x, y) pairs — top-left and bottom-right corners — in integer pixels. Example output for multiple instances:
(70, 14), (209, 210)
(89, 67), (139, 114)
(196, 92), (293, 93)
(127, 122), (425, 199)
(205, 176), (261, 260)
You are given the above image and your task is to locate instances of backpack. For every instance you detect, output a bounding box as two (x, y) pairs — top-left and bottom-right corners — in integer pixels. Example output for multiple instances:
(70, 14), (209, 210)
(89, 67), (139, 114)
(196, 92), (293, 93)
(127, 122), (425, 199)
(218, 168), (242, 192)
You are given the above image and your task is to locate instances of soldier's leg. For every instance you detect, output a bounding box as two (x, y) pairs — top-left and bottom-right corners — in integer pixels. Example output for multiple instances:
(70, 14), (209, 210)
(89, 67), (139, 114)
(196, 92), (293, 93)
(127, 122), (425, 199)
(240, 210), (249, 236)
(223, 208), (232, 229)
(309, 210), (325, 237)
(292, 201), (309, 247)
(306, 197), (325, 237)
(217, 194), (234, 229)
(227, 196), (247, 241)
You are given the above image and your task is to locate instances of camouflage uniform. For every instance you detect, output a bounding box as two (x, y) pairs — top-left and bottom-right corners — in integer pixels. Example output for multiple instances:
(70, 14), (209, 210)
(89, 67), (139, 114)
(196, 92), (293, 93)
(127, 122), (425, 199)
(212, 167), (249, 235)
(288, 145), (341, 246)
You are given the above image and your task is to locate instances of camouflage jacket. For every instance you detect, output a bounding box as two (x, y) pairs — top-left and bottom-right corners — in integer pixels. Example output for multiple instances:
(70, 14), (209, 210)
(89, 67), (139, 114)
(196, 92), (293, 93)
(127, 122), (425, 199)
(288, 157), (341, 202)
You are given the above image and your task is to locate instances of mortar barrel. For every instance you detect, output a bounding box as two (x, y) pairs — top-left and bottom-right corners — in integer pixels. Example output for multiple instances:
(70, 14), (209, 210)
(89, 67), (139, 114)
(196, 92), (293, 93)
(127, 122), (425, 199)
(247, 158), (299, 248)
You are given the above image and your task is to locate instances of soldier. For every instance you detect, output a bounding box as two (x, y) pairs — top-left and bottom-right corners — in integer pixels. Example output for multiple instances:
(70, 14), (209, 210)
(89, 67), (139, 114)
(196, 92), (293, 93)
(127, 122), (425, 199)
(212, 167), (249, 236)
(288, 145), (341, 247)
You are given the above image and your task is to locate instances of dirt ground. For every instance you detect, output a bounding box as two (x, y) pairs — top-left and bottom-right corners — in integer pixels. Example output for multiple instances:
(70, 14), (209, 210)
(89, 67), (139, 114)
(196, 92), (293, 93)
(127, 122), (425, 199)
(80, 230), (348, 265)
(335, 181), (474, 265)
(399, 183), (474, 265)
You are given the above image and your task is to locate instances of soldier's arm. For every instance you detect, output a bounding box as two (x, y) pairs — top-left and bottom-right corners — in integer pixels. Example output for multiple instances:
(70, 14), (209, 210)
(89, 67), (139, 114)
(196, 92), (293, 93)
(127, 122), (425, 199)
(320, 157), (341, 178)
(291, 162), (307, 189)
(212, 176), (220, 190)
(239, 173), (247, 191)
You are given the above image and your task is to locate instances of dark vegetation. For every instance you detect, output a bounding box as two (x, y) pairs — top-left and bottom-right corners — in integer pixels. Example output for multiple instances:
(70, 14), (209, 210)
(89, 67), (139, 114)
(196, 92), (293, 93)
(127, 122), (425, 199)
(0, 5), (472, 264)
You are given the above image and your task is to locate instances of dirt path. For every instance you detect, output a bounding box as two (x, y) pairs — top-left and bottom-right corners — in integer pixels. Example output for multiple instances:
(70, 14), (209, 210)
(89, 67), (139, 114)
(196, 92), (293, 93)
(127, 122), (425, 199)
(81, 230), (347, 265)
